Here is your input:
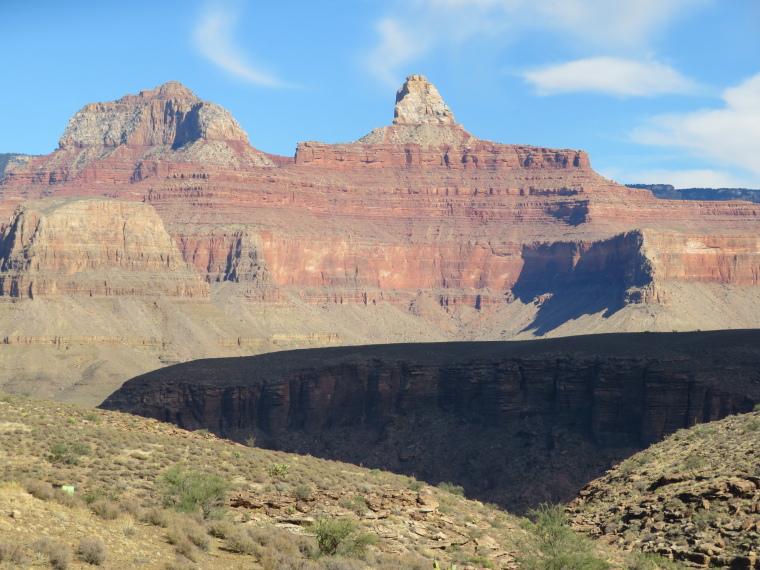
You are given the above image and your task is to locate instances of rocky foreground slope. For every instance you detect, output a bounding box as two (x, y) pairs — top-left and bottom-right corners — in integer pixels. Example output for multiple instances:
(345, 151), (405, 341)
(100, 330), (760, 515)
(3, 76), (760, 402)
(1, 391), (647, 570)
(570, 410), (760, 568)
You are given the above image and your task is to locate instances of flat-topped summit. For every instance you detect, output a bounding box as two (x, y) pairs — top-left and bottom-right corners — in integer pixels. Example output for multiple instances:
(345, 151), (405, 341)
(393, 74), (456, 125)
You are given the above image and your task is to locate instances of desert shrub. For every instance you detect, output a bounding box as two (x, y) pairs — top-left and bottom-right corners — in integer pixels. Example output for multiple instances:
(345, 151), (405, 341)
(437, 481), (465, 496)
(406, 478), (423, 492)
(294, 483), (314, 501)
(207, 519), (235, 539)
(33, 538), (72, 570)
(160, 466), (228, 519)
(312, 518), (376, 558)
(313, 518), (355, 555)
(341, 531), (378, 559)
(684, 454), (706, 470)
(267, 463), (290, 477)
(120, 516), (137, 537)
(90, 499), (121, 520)
(225, 531), (259, 556)
(142, 507), (175, 527)
(518, 503), (610, 570)
(50, 442), (90, 465)
(320, 558), (366, 570)
(23, 478), (56, 501)
(0, 541), (25, 564)
(77, 537), (107, 565)
(338, 495), (368, 516)
(83, 411), (101, 423)
(184, 522), (211, 551)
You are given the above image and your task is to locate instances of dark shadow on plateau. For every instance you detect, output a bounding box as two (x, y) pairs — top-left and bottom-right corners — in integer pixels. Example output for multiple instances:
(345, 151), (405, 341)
(512, 238), (640, 335)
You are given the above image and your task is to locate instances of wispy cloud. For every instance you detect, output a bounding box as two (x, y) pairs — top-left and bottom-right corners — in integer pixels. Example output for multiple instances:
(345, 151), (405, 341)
(632, 72), (760, 178)
(194, 0), (284, 87)
(523, 57), (700, 97)
(366, 19), (429, 87)
(363, 0), (708, 82)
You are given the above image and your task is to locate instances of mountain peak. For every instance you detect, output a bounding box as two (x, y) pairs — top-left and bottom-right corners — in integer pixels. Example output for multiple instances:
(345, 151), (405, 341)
(393, 75), (455, 126)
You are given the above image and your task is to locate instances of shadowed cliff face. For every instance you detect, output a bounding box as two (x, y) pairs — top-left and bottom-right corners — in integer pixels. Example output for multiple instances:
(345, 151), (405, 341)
(100, 331), (760, 514)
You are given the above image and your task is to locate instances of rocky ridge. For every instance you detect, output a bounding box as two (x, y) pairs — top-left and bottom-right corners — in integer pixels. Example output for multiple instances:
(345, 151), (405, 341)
(100, 330), (760, 514)
(3, 77), (760, 401)
(569, 410), (760, 568)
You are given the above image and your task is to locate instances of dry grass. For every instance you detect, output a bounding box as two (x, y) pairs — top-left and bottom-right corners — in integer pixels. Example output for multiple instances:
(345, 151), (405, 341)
(0, 391), (639, 569)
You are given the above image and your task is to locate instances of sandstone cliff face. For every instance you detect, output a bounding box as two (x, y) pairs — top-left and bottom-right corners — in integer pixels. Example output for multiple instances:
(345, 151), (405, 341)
(100, 331), (760, 512)
(4, 77), (760, 401)
(0, 196), (209, 298)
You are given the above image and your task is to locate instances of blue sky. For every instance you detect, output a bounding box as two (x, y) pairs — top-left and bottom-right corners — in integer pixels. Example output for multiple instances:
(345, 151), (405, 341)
(2, 0), (759, 188)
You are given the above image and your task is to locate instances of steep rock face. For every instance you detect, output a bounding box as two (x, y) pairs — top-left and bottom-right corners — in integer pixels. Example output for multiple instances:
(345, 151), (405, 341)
(3, 82), (273, 187)
(393, 74), (455, 125)
(0, 196), (209, 298)
(101, 330), (760, 512)
(4, 77), (760, 400)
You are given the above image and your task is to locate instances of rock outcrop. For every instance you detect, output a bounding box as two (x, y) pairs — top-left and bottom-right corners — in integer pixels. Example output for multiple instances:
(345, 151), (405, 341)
(569, 411), (760, 568)
(4, 77), (760, 401)
(3, 81), (273, 188)
(100, 330), (760, 513)
(0, 196), (208, 298)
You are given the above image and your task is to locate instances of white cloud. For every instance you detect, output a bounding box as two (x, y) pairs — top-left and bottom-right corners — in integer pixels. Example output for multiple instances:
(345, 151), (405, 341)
(366, 19), (429, 87)
(621, 169), (757, 189)
(194, 0), (283, 87)
(522, 57), (700, 96)
(364, 0), (708, 81)
(632, 73), (760, 177)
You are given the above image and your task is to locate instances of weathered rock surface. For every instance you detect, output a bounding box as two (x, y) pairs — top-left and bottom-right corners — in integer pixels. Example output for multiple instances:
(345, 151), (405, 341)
(4, 77), (760, 401)
(3, 81), (273, 188)
(569, 410), (760, 568)
(0, 196), (208, 298)
(100, 330), (760, 513)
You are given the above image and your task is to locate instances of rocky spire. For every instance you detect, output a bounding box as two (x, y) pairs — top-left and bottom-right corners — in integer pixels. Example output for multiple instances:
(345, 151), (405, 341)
(393, 75), (455, 126)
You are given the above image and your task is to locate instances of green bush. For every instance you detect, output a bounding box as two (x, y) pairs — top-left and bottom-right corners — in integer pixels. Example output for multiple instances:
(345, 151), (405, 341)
(518, 503), (610, 570)
(160, 466), (228, 519)
(267, 463), (290, 477)
(50, 442), (90, 465)
(437, 481), (465, 496)
(313, 518), (355, 555)
(294, 483), (314, 501)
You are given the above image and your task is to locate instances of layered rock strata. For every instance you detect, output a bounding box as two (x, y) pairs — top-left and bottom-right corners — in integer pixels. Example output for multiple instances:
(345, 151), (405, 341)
(2, 81), (273, 188)
(101, 330), (760, 513)
(0, 196), (208, 298)
(3, 77), (760, 400)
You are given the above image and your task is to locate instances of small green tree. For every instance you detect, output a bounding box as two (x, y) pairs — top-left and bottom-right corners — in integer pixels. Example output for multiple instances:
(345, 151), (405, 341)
(313, 518), (355, 555)
(160, 466), (228, 519)
(519, 503), (610, 570)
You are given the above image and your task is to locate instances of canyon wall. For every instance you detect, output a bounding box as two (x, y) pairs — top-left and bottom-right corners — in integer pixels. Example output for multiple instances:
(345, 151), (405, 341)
(0, 196), (208, 298)
(2, 75), (760, 402)
(100, 330), (760, 512)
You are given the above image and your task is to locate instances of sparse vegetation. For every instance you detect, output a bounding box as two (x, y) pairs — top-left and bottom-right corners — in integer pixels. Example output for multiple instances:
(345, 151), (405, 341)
(519, 503), (610, 570)
(77, 537), (107, 565)
(437, 481), (465, 496)
(160, 465), (228, 519)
